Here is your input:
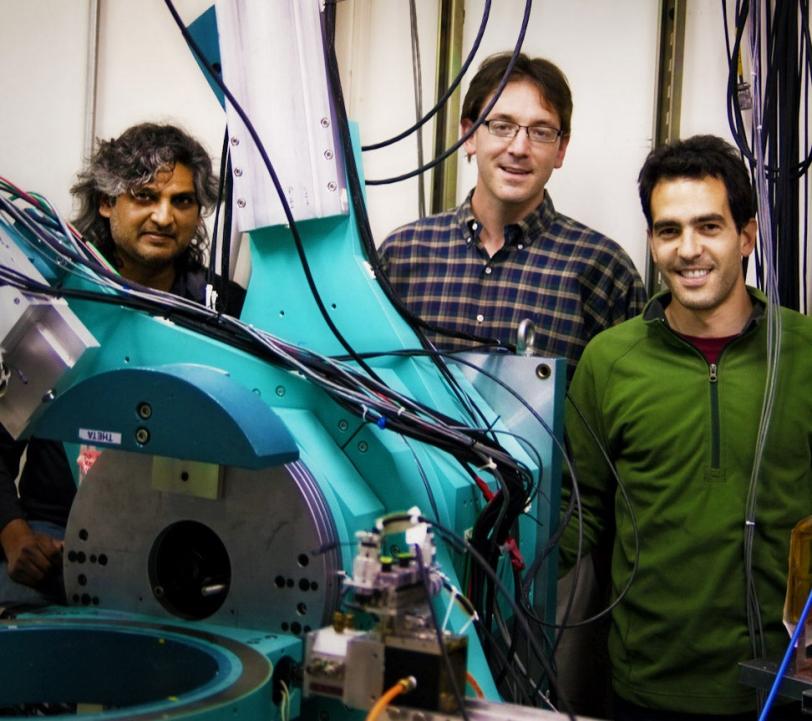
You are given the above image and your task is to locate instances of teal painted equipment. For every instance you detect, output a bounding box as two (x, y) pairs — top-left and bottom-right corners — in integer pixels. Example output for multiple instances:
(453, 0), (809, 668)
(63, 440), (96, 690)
(0, 8), (565, 721)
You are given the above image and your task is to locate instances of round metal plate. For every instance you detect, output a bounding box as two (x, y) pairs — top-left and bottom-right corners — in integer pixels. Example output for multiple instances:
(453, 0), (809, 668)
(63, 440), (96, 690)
(0, 617), (271, 720)
(64, 452), (340, 636)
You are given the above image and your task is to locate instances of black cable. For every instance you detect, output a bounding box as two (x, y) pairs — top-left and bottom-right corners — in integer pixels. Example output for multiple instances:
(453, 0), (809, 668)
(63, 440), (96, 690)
(208, 126), (229, 290)
(332, 344), (586, 642)
(408, 0), (426, 219)
(320, 0), (516, 426)
(162, 0), (384, 382)
(413, 544), (470, 721)
(364, 0), (533, 186)
(556, 391), (639, 631)
(361, 0), (492, 153)
(219, 152), (235, 312)
(413, 515), (576, 720)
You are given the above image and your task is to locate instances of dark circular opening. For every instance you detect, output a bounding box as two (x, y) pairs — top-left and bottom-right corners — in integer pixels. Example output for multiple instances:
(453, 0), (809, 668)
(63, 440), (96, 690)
(0, 625), (226, 713)
(148, 520), (231, 620)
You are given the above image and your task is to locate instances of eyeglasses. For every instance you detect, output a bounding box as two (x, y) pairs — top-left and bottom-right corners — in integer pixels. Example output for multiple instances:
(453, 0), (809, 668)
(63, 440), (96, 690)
(483, 120), (563, 144)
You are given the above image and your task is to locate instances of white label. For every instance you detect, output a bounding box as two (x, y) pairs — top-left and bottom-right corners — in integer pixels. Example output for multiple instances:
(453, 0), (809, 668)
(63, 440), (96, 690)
(79, 428), (122, 445)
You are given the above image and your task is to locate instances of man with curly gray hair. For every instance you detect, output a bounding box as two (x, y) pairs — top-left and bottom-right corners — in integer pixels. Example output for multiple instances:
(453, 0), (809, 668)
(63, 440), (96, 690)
(70, 122), (224, 297)
(0, 123), (244, 608)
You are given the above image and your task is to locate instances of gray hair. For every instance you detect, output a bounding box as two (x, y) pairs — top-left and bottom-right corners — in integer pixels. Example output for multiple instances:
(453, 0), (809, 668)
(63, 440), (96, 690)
(71, 122), (219, 270)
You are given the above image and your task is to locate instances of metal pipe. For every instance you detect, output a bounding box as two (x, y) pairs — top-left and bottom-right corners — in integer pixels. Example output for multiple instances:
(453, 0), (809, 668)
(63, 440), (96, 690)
(83, 0), (101, 160)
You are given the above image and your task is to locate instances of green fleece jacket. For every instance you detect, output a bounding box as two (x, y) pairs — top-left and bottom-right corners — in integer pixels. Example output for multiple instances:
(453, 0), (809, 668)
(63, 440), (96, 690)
(559, 288), (812, 714)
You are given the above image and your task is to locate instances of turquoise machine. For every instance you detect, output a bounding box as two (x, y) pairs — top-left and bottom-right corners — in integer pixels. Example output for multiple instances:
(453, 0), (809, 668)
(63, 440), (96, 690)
(0, 3), (565, 720)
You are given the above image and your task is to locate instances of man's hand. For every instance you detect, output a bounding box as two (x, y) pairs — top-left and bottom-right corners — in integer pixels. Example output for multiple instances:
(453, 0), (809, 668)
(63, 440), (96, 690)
(0, 518), (63, 588)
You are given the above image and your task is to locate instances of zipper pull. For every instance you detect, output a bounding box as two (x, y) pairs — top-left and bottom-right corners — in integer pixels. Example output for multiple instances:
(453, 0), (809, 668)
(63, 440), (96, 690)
(709, 363), (718, 382)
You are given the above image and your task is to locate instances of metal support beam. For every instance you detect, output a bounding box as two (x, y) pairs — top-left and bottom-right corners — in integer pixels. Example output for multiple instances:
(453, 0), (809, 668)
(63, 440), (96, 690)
(430, 0), (465, 214)
(646, 0), (686, 296)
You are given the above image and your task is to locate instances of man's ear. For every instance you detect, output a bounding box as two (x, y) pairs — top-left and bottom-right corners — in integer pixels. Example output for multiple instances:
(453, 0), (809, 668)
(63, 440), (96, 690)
(647, 228), (660, 265)
(739, 217), (757, 258)
(461, 119), (476, 160)
(98, 196), (114, 219)
(554, 134), (570, 169)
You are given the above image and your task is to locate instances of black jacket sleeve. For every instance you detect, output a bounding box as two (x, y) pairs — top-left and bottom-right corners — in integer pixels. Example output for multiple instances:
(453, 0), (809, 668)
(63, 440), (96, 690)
(0, 425), (26, 534)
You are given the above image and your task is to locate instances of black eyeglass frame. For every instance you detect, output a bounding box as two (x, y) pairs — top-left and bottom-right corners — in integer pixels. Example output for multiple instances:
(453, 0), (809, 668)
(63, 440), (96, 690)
(482, 120), (564, 144)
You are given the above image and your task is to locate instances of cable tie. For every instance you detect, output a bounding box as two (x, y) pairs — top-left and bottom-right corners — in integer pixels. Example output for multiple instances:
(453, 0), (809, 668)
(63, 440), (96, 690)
(397, 405), (406, 417)
(501, 536), (526, 571)
(478, 457), (497, 471)
(745, 520), (756, 527)
(361, 405), (369, 422)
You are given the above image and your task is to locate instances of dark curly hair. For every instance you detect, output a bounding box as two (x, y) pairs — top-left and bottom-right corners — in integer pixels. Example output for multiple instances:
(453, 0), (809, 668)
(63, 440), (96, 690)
(71, 123), (219, 270)
(638, 135), (755, 232)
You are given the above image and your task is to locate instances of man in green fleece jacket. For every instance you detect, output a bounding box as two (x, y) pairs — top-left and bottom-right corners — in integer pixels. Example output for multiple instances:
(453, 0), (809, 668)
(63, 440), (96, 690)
(559, 134), (812, 720)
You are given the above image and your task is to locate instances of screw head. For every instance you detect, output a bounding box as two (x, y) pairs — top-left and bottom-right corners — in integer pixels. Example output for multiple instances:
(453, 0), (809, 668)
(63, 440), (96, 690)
(234, 167), (243, 177)
(327, 181), (337, 192)
(324, 149), (334, 160)
(320, 117), (330, 128)
(338, 419), (349, 432)
(237, 198), (246, 208)
(275, 385), (286, 397)
(230, 136), (240, 146)
(357, 441), (368, 453)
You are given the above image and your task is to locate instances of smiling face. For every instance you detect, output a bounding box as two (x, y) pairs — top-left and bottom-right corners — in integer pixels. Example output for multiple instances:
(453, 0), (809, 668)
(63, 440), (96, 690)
(99, 162), (201, 290)
(462, 78), (569, 224)
(649, 175), (756, 335)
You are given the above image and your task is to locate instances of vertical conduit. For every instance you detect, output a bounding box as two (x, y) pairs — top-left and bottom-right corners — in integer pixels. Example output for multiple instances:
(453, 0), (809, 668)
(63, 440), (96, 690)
(83, 0), (101, 161)
(646, 0), (687, 297)
(430, 0), (465, 214)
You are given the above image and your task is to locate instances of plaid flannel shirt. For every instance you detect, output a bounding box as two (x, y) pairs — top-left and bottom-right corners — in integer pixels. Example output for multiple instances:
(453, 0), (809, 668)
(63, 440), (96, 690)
(379, 191), (646, 380)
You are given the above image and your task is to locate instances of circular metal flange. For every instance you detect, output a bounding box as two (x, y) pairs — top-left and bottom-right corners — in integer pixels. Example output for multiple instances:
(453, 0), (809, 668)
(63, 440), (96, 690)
(0, 617), (270, 719)
(64, 451), (340, 637)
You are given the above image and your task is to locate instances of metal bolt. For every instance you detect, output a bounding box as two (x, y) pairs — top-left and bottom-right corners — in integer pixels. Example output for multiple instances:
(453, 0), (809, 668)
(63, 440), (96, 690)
(357, 441), (368, 453)
(535, 363), (552, 380)
(327, 181), (337, 192)
(320, 117), (330, 128)
(137, 402), (152, 419)
(234, 167), (243, 177)
(275, 385), (286, 397)
(338, 419), (349, 432)
(323, 149), (334, 160)
(135, 427), (150, 444)
(237, 198), (246, 208)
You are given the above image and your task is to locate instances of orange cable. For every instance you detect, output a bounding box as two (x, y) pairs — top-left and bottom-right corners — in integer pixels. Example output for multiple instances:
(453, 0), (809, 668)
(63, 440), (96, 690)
(366, 676), (416, 721)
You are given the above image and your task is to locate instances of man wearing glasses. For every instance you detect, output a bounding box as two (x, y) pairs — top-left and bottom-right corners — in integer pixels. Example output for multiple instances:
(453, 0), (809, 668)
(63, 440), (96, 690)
(379, 52), (645, 380)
